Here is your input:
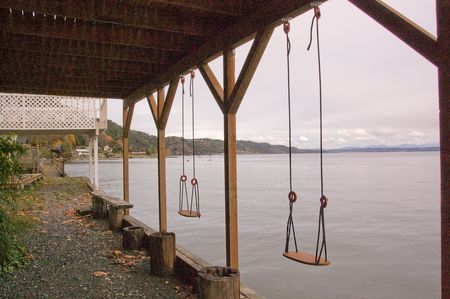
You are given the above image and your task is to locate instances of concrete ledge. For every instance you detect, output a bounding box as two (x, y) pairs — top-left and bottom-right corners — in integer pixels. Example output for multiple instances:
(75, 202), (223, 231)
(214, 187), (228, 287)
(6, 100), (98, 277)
(123, 215), (264, 299)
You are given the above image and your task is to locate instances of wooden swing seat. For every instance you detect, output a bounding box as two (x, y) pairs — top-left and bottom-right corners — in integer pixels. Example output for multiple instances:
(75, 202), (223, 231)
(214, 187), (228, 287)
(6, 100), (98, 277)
(178, 210), (201, 218)
(283, 251), (330, 266)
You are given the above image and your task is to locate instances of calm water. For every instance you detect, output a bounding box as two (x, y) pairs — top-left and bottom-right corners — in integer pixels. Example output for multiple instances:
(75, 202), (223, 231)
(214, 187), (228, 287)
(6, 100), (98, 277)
(66, 152), (440, 299)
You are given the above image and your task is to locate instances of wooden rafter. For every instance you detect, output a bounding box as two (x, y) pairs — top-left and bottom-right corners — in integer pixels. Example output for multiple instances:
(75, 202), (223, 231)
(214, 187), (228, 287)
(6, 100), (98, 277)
(0, 10), (200, 52)
(4, 73), (142, 89)
(146, 94), (159, 125)
(143, 0), (253, 16)
(123, 103), (135, 138)
(0, 0), (230, 36)
(199, 63), (224, 112)
(228, 27), (274, 114)
(0, 86), (123, 98)
(0, 64), (149, 81)
(125, 0), (322, 103)
(159, 79), (180, 130)
(0, 82), (132, 93)
(0, 32), (180, 64)
(347, 0), (438, 66)
(1, 50), (160, 74)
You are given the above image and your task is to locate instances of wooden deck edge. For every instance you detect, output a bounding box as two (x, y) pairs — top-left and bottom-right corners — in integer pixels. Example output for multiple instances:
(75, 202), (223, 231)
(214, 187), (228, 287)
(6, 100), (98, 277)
(122, 215), (265, 299)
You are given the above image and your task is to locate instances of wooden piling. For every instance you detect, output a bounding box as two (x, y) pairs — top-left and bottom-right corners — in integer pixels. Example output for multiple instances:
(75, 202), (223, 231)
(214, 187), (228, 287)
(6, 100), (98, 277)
(197, 266), (240, 299)
(122, 226), (144, 250)
(148, 232), (176, 276)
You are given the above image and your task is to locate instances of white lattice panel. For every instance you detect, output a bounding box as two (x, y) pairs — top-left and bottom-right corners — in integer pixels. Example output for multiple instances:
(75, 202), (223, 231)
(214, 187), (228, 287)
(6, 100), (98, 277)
(0, 93), (105, 132)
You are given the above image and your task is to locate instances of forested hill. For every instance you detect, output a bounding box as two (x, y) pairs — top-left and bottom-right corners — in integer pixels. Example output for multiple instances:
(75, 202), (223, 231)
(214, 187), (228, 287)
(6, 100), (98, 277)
(103, 120), (305, 155)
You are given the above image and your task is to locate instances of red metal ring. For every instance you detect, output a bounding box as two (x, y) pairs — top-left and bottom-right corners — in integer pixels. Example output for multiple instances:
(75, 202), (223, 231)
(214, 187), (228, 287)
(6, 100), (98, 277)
(288, 191), (297, 203)
(283, 21), (290, 34)
(180, 76), (185, 84)
(180, 175), (187, 182)
(320, 195), (328, 208)
(314, 6), (321, 19)
(191, 178), (198, 186)
(190, 70), (195, 79)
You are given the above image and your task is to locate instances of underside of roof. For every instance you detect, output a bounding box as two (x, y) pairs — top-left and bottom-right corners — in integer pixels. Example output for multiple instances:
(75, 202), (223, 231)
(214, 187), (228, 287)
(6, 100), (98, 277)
(0, 0), (319, 101)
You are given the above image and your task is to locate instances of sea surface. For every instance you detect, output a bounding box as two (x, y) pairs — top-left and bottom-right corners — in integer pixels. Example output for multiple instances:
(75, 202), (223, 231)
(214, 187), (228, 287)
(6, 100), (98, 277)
(66, 152), (440, 299)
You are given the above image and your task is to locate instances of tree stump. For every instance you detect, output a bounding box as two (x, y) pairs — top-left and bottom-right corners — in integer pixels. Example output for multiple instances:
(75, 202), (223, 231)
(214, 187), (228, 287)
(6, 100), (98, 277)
(122, 226), (144, 250)
(197, 266), (240, 299)
(148, 232), (176, 276)
(108, 205), (124, 231)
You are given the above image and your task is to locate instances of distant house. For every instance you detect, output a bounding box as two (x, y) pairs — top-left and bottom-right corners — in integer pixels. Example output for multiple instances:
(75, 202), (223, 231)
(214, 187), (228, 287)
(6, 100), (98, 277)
(75, 148), (89, 156)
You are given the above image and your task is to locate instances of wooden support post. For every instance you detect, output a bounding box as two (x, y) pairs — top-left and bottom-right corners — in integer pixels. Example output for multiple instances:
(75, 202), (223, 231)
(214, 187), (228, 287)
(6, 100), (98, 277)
(122, 102), (135, 214)
(93, 133), (99, 190)
(437, 1), (449, 297)
(157, 87), (168, 233)
(122, 226), (144, 250)
(88, 136), (93, 183)
(197, 266), (240, 299)
(223, 48), (238, 269)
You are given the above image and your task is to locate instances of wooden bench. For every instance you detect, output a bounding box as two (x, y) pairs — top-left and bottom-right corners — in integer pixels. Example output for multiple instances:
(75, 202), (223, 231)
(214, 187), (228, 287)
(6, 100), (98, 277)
(90, 191), (133, 231)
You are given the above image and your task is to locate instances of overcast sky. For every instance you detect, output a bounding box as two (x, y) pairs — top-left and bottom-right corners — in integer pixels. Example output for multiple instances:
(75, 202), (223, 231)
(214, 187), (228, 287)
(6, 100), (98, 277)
(107, 0), (438, 149)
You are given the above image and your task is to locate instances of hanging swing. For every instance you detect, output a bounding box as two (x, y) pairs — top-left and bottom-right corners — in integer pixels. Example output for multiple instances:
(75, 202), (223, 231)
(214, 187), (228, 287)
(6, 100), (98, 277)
(178, 70), (201, 218)
(282, 5), (330, 266)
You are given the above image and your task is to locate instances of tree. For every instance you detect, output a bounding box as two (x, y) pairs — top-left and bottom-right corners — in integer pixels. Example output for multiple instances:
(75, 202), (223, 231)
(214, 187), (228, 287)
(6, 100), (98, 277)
(0, 135), (25, 185)
(0, 135), (25, 274)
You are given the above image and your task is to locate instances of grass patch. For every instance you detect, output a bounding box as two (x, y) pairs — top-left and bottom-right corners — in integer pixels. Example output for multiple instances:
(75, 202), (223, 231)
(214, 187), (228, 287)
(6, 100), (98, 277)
(0, 184), (42, 275)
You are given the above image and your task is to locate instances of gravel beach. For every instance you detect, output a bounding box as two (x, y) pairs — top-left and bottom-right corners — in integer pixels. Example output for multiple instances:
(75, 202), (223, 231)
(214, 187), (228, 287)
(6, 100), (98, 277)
(0, 176), (193, 298)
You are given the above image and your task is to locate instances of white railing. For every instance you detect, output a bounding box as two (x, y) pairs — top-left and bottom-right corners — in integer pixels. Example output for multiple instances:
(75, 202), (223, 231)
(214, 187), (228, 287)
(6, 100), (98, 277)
(0, 93), (107, 132)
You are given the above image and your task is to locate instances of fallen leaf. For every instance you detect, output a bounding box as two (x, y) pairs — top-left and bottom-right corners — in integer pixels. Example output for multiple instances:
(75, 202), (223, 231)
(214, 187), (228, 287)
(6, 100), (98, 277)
(93, 271), (108, 277)
(114, 250), (122, 256)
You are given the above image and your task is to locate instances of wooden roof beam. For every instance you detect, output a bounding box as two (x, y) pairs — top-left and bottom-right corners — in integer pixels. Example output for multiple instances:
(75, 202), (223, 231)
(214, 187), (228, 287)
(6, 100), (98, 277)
(2, 49), (165, 72)
(0, 81), (135, 93)
(2, 74), (142, 89)
(0, 63), (150, 80)
(1, 50), (161, 74)
(0, 86), (124, 99)
(3, 69), (146, 83)
(0, 10), (198, 52)
(0, 0), (224, 36)
(347, 0), (438, 66)
(141, 0), (253, 17)
(125, 0), (323, 103)
(123, 103), (135, 138)
(0, 32), (179, 64)
(146, 94), (159, 125)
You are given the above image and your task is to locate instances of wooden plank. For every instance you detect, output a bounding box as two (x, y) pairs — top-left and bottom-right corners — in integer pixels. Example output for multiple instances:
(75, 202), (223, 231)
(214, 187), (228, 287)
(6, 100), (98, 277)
(125, 0), (323, 103)
(228, 28), (274, 114)
(347, 0), (438, 66)
(0, 82), (132, 94)
(223, 49), (238, 269)
(143, 0), (251, 16)
(199, 63), (225, 113)
(147, 94), (159, 125)
(1, 49), (162, 74)
(0, 63), (150, 80)
(0, 86), (125, 99)
(159, 78), (180, 129)
(0, 10), (199, 52)
(3, 73), (142, 90)
(0, 0), (222, 36)
(0, 32), (180, 64)
(438, 1), (450, 297)
(157, 88), (167, 232)
(0, 85), (127, 98)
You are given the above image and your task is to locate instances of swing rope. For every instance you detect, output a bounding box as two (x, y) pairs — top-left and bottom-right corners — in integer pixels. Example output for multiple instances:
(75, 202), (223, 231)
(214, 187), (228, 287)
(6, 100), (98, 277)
(181, 77), (186, 176)
(178, 76), (188, 213)
(283, 20), (299, 254)
(307, 5), (328, 264)
(190, 71), (196, 179)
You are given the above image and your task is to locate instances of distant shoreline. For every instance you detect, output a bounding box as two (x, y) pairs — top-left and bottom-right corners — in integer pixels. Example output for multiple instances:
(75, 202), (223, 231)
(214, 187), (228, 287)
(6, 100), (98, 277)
(67, 147), (439, 162)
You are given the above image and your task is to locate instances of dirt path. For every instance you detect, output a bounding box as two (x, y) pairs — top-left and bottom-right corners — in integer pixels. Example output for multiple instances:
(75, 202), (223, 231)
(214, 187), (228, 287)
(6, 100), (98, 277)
(0, 176), (193, 298)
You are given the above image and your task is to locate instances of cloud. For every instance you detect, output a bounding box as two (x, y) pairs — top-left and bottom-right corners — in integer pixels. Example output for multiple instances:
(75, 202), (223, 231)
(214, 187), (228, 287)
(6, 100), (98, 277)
(407, 130), (426, 137)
